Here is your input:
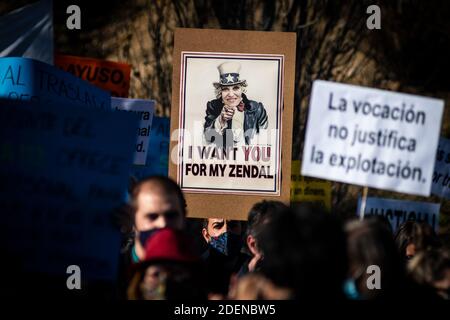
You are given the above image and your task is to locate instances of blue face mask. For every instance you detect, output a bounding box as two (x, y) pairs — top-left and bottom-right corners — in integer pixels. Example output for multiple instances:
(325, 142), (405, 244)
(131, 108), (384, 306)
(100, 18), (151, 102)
(138, 228), (161, 248)
(132, 228), (163, 263)
(209, 232), (242, 257)
(343, 278), (360, 300)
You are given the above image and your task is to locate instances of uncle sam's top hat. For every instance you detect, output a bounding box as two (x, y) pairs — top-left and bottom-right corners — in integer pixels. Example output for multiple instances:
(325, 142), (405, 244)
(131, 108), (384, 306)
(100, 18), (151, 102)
(213, 62), (247, 88)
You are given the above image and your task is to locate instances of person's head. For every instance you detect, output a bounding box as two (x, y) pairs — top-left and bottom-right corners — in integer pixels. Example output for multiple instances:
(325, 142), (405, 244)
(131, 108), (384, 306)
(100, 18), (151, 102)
(202, 218), (242, 257)
(129, 176), (187, 260)
(257, 203), (348, 300)
(218, 84), (246, 108)
(345, 219), (404, 299)
(407, 248), (450, 299)
(127, 228), (206, 300)
(232, 273), (293, 300)
(202, 218), (241, 242)
(365, 214), (393, 234)
(131, 176), (186, 232)
(213, 61), (248, 102)
(394, 221), (441, 262)
(246, 201), (287, 258)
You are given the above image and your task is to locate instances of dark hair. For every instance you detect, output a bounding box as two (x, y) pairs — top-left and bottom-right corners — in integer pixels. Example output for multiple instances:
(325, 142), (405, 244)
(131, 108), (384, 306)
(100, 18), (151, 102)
(202, 218), (209, 230)
(408, 248), (450, 289)
(394, 221), (441, 260)
(257, 203), (348, 300)
(246, 201), (287, 237)
(346, 219), (405, 299)
(201, 218), (243, 231)
(130, 175), (187, 216)
(365, 215), (393, 234)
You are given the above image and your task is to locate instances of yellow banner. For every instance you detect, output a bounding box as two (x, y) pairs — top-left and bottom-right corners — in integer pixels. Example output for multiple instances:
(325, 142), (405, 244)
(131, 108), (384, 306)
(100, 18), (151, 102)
(290, 160), (332, 210)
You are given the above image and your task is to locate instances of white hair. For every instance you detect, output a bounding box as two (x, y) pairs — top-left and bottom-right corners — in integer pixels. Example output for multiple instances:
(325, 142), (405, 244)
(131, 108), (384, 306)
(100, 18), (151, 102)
(214, 82), (248, 99)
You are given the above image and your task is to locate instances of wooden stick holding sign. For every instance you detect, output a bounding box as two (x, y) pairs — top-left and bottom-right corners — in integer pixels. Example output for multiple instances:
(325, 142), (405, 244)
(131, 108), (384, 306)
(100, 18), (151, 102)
(359, 186), (369, 221)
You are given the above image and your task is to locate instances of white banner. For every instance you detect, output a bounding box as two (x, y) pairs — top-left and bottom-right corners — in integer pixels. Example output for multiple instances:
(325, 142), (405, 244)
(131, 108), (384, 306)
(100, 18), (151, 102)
(0, 0), (53, 65)
(302, 80), (444, 196)
(111, 97), (155, 165)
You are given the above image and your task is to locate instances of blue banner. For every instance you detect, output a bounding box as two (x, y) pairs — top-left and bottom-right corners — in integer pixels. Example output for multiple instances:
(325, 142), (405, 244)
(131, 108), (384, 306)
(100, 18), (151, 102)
(0, 57), (110, 109)
(431, 137), (450, 199)
(357, 197), (440, 233)
(0, 99), (139, 281)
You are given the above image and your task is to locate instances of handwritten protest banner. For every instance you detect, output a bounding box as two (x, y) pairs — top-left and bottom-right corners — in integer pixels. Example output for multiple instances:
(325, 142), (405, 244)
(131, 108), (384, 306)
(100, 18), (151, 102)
(0, 99), (139, 281)
(0, 57), (110, 109)
(302, 80), (444, 197)
(431, 137), (450, 199)
(55, 54), (131, 98)
(111, 97), (155, 165)
(357, 197), (440, 233)
(290, 160), (331, 211)
(131, 116), (170, 179)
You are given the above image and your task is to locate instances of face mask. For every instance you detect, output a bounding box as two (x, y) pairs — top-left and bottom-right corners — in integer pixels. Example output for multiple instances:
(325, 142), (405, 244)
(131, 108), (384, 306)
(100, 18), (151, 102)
(209, 232), (242, 257)
(139, 228), (161, 247)
(343, 278), (360, 300)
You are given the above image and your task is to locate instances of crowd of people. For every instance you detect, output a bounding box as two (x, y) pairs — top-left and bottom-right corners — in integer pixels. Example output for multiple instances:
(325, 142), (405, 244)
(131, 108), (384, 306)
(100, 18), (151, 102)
(114, 175), (449, 300)
(2, 175), (448, 300)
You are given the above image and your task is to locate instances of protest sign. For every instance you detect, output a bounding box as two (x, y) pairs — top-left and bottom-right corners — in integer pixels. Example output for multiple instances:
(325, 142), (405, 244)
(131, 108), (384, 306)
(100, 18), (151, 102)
(0, 100), (139, 281)
(131, 116), (170, 179)
(111, 97), (155, 165)
(290, 160), (331, 211)
(357, 197), (440, 233)
(169, 28), (296, 219)
(302, 80), (444, 197)
(431, 137), (450, 199)
(0, 0), (53, 65)
(0, 57), (110, 109)
(55, 54), (131, 98)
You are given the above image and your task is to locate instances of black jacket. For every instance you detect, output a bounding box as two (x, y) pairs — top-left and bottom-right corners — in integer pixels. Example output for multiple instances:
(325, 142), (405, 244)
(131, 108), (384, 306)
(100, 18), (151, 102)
(201, 246), (248, 295)
(203, 93), (268, 146)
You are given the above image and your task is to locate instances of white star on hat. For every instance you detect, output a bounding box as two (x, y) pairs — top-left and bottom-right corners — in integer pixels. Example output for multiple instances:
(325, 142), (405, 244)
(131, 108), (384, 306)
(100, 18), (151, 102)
(225, 74), (234, 83)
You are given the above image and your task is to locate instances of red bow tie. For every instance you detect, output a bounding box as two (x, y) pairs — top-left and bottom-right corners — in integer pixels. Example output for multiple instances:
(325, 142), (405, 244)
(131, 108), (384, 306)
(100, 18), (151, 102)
(237, 101), (245, 112)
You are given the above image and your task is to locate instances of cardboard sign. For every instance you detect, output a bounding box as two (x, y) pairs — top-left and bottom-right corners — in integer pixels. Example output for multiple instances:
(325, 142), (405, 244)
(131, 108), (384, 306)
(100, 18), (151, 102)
(111, 97), (155, 165)
(0, 0), (53, 65)
(169, 28), (296, 220)
(131, 116), (170, 179)
(55, 54), (131, 98)
(302, 80), (444, 197)
(357, 197), (440, 233)
(431, 137), (450, 199)
(290, 160), (331, 211)
(0, 100), (139, 281)
(0, 57), (110, 109)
